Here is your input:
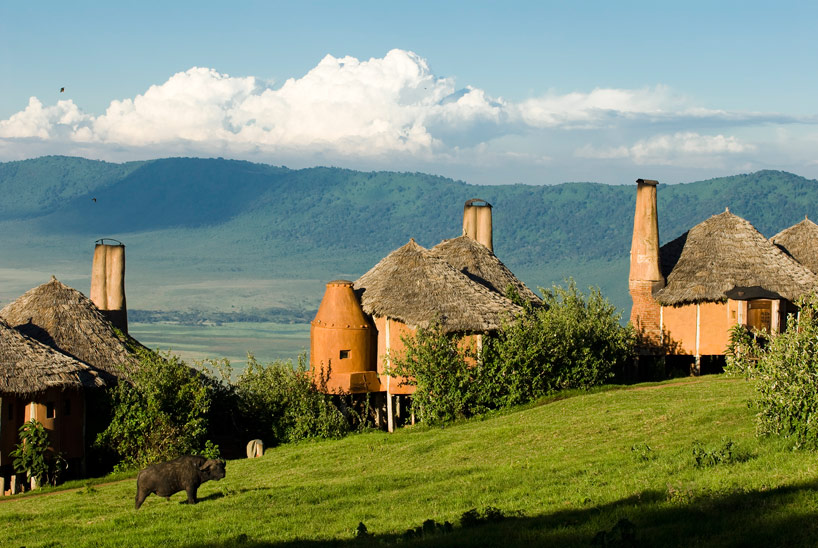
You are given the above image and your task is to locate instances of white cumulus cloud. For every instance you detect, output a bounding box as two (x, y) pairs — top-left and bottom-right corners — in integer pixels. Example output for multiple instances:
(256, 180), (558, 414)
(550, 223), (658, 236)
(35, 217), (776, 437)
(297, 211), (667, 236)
(0, 49), (814, 182)
(576, 132), (756, 167)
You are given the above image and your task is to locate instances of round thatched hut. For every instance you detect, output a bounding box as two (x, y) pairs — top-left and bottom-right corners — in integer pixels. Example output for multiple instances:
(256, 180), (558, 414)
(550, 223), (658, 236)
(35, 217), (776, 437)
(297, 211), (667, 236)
(771, 217), (818, 275)
(629, 177), (818, 373)
(353, 239), (521, 392)
(0, 277), (142, 378)
(0, 318), (109, 492)
(429, 235), (541, 304)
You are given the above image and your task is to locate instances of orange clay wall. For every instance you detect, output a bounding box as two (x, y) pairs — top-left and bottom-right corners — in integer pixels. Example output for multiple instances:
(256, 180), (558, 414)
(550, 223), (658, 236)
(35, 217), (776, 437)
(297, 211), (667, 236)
(661, 301), (734, 356)
(661, 304), (697, 354)
(375, 316), (416, 395)
(698, 301), (731, 355)
(21, 388), (85, 459)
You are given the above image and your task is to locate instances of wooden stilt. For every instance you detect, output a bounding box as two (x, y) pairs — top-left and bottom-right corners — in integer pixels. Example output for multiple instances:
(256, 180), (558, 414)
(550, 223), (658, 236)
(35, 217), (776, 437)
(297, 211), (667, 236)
(386, 392), (394, 433)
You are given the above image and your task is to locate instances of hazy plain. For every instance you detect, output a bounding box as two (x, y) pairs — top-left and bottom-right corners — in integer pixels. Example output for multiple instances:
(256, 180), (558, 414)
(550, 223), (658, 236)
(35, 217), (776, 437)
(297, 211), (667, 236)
(129, 321), (311, 369)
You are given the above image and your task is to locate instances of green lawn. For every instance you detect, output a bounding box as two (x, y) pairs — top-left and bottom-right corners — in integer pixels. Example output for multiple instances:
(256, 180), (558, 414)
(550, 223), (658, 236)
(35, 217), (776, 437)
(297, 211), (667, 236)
(3, 375), (817, 547)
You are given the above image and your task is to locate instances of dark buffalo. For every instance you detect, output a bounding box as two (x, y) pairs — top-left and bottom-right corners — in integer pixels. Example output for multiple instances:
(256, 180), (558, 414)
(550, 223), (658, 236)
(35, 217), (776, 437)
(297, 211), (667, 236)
(135, 455), (226, 509)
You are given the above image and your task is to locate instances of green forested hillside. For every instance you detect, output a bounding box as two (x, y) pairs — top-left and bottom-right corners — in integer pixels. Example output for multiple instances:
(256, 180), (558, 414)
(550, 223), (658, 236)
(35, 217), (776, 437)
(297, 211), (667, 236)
(1, 156), (817, 318)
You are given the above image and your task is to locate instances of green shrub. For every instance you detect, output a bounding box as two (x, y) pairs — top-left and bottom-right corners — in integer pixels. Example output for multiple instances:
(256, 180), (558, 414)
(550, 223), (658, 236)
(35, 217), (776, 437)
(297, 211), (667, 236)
(752, 294), (818, 449)
(233, 353), (350, 445)
(94, 349), (213, 470)
(10, 419), (66, 486)
(484, 280), (635, 406)
(724, 323), (764, 378)
(390, 281), (634, 425)
(691, 438), (749, 468)
(388, 322), (484, 425)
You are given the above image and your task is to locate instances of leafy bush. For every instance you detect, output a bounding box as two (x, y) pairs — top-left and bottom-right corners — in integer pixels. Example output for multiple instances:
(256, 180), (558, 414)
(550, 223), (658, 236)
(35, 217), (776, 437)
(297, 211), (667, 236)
(691, 438), (749, 468)
(388, 322), (483, 425)
(460, 506), (516, 528)
(724, 323), (764, 377)
(390, 281), (634, 425)
(10, 419), (66, 486)
(630, 442), (655, 462)
(484, 280), (635, 406)
(95, 349), (213, 470)
(233, 353), (350, 445)
(751, 294), (818, 449)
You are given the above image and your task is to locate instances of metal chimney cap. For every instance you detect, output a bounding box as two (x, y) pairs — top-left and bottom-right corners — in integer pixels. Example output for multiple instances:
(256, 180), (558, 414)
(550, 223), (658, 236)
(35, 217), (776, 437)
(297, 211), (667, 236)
(464, 198), (492, 208)
(635, 179), (659, 186)
(95, 238), (124, 246)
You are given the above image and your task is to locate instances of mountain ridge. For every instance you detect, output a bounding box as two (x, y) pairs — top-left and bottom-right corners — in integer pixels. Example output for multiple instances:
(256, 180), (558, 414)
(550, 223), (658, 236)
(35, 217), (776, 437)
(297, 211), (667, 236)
(1, 156), (817, 317)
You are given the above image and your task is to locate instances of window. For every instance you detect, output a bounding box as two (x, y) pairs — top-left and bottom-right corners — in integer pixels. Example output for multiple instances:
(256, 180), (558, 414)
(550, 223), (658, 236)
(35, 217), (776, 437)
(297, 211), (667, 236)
(339, 350), (350, 359)
(46, 401), (55, 419)
(748, 300), (772, 332)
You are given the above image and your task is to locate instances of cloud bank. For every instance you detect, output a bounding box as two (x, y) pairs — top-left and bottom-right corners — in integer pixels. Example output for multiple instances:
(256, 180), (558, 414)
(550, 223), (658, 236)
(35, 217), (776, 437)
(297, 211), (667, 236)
(1, 49), (815, 183)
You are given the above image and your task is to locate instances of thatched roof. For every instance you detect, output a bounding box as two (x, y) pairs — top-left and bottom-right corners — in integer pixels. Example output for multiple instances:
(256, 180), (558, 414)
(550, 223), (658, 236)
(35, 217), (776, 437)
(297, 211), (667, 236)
(0, 318), (108, 395)
(772, 217), (818, 274)
(654, 211), (818, 305)
(1, 277), (142, 377)
(354, 239), (523, 333)
(429, 235), (541, 304)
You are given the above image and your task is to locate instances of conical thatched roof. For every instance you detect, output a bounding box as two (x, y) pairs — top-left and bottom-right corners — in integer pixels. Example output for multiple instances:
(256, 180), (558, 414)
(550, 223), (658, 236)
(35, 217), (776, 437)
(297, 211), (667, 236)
(772, 217), (818, 274)
(429, 235), (541, 304)
(1, 277), (142, 377)
(654, 211), (818, 305)
(354, 239), (523, 333)
(0, 318), (108, 395)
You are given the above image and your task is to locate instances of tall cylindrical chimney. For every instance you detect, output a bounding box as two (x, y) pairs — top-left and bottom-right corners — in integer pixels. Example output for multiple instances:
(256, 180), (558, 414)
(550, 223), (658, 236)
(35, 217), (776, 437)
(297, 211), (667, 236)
(90, 240), (128, 333)
(463, 199), (493, 252)
(629, 179), (664, 341)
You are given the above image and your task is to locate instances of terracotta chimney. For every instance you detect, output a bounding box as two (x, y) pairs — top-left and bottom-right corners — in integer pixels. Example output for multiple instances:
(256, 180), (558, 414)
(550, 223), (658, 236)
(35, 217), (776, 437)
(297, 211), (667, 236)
(463, 199), (493, 252)
(90, 239), (128, 333)
(629, 179), (664, 341)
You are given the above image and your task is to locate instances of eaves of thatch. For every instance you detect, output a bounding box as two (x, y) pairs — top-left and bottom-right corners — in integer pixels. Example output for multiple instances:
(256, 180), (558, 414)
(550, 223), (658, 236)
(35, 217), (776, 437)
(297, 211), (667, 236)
(0, 277), (142, 377)
(354, 239), (523, 333)
(771, 217), (818, 274)
(654, 211), (818, 306)
(429, 235), (542, 304)
(0, 318), (108, 395)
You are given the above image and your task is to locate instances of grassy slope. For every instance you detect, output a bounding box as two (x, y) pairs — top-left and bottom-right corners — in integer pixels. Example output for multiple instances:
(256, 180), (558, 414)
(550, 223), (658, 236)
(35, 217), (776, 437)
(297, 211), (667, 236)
(3, 376), (818, 547)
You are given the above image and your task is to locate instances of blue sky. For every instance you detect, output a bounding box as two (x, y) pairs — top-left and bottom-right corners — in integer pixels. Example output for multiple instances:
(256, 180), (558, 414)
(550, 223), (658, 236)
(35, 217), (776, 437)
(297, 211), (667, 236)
(1, 1), (816, 185)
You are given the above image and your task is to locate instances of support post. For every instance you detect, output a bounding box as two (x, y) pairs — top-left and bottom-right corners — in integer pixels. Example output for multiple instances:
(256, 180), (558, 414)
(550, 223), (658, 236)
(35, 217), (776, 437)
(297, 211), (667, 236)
(693, 303), (701, 376)
(771, 299), (781, 333)
(1, 476), (5, 496)
(386, 391), (394, 433)
(10, 474), (20, 495)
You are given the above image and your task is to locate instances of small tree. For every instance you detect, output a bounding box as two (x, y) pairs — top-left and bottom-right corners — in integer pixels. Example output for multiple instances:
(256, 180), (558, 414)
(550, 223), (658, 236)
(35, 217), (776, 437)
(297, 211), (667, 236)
(388, 322), (482, 425)
(10, 419), (66, 487)
(484, 280), (634, 406)
(95, 349), (213, 470)
(233, 353), (350, 445)
(724, 323), (764, 378)
(751, 293), (818, 449)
